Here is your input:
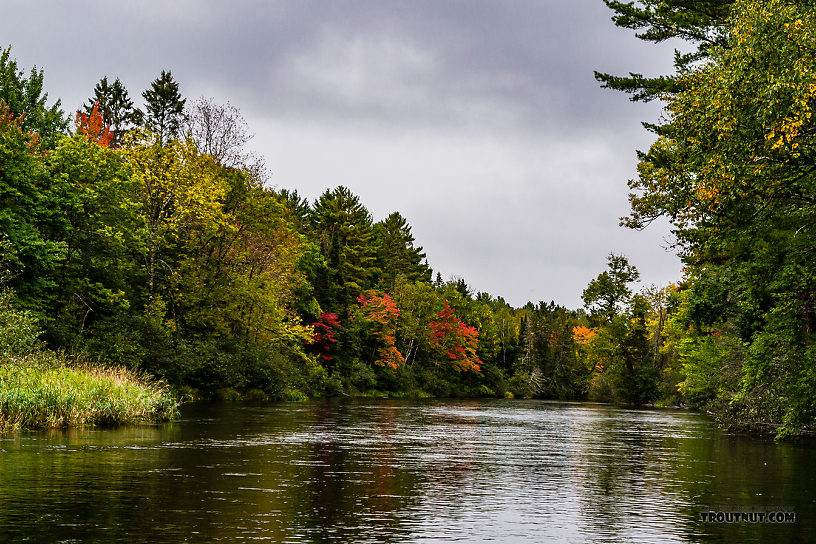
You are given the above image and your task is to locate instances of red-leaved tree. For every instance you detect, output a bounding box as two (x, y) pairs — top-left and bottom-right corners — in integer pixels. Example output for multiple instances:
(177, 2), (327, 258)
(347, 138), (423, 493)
(356, 291), (404, 369)
(429, 301), (481, 372)
(75, 102), (113, 147)
(308, 312), (340, 362)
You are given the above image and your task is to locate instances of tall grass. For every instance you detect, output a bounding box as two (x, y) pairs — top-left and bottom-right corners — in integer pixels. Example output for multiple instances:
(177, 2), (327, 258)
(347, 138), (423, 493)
(0, 289), (178, 432)
(0, 352), (178, 432)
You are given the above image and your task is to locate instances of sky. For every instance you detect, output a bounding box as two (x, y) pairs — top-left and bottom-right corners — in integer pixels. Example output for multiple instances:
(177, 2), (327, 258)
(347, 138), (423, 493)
(2, 1), (685, 309)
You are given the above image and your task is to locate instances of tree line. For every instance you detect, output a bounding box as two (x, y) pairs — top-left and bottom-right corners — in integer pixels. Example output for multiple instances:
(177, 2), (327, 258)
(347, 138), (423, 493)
(2, 0), (815, 440)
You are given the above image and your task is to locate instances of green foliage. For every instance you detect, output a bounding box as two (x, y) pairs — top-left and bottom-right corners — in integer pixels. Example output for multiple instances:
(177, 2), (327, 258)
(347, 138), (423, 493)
(0, 46), (68, 146)
(0, 100), (66, 314)
(0, 289), (40, 357)
(373, 212), (431, 289)
(45, 134), (137, 343)
(595, 1), (734, 103)
(518, 302), (590, 399)
(142, 70), (185, 144)
(0, 291), (176, 432)
(13, 46), (806, 434)
(310, 186), (378, 313)
(85, 76), (142, 147)
(607, 0), (816, 436)
(582, 253), (640, 322)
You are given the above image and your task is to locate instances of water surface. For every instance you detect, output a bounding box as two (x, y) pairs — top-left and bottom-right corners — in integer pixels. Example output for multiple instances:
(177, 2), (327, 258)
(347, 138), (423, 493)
(1, 399), (813, 542)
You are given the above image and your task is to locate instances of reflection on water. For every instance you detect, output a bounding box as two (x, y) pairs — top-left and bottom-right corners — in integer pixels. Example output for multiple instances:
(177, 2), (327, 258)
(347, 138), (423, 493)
(0, 400), (814, 543)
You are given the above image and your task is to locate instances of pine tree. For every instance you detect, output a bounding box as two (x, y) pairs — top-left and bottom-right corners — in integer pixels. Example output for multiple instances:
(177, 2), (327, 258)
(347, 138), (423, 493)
(142, 70), (185, 144)
(310, 186), (379, 313)
(594, 1), (734, 103)
(373, 212), (431, 290)
(85, 76), (142, 147)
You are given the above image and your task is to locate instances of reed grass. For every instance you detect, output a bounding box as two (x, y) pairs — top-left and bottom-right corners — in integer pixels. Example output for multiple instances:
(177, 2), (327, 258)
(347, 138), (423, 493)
(0, 352), (178, 432)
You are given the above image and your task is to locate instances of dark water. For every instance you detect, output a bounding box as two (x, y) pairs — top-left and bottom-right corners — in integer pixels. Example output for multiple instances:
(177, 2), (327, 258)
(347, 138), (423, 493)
(1, 400), (814, 543)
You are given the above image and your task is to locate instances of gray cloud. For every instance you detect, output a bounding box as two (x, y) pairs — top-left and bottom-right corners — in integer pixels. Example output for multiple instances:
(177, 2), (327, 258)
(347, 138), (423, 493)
(2, 0), (683, 308)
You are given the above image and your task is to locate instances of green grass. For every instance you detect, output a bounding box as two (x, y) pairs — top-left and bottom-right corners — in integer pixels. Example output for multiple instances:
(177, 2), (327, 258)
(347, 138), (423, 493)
(0, 353), (178, 432)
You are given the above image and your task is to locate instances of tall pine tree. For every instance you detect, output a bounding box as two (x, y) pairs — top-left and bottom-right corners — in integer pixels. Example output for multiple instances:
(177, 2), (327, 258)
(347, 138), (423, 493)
(373, 212), (431, 290)
(310, 186), (378, 314)
(142, 70), (185, 144)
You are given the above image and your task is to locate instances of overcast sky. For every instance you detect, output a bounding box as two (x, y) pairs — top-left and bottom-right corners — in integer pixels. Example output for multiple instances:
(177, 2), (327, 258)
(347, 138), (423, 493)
(3, 1), (684, 309)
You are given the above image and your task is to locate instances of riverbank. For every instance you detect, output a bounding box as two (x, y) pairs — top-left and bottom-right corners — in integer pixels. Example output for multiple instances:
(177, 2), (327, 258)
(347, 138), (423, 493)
(0, 353), (178, 432)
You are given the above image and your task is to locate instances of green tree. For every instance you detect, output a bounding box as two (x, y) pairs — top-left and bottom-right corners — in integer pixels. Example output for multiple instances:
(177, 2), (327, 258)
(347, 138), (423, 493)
(310, 186), (378, 313)
(391, 277), (439, 365)
(615, 294), (659, 404)
(85, 76), (142, 147)
(580, 256), (662, 404)
(595, 0), (734, 103)
(613, 0), (816, 435)
(121, 131), (227, 317)
(517, 302), (588, 399)
(0, 46), (68, 146)
(582, 253), (640, 322)
(0, 100), (65, 315)
(45, 133), (138, 344)
(373, 211), (431, 290)
(142, 70), (186, 145)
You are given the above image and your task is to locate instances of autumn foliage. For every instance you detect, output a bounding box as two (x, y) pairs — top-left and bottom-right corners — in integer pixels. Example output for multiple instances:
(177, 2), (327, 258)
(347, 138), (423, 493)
(0, 100), (40, 151)
(430, 301), (481, 372)
(356, 292), (404, 369)
(309, 312), (340, 362)
(572, 326), (597, 346)
(75, 101), (113, 147)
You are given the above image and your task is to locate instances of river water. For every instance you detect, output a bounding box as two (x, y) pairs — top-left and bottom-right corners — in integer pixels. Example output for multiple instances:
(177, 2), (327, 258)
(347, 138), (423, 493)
(0, 400), (813, 543)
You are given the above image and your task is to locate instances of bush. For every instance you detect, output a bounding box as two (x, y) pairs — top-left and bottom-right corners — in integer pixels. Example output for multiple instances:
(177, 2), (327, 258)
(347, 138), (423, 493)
(0, 290), (41, 357)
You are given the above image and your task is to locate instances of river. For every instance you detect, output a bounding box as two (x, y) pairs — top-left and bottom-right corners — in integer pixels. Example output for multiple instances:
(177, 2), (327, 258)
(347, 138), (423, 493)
(0, 399), (813, 543)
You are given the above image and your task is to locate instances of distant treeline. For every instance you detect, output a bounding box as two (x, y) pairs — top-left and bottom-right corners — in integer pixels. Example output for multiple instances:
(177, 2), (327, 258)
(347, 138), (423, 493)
(2, 0), (816, 440)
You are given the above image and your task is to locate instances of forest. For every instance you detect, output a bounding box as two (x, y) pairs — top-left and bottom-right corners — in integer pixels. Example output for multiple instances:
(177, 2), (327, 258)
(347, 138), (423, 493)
(1, 0), (815, 438)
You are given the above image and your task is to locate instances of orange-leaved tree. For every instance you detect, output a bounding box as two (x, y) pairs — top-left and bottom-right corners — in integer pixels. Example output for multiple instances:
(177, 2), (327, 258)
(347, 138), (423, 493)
(429, 301), (481, 372)
(75, 102), (113, 148)
(356, 291), (404, 369)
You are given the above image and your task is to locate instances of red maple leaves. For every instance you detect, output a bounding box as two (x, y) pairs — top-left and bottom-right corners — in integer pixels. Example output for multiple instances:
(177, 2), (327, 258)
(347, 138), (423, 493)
(75, 102), (113, 147)
(357, 292), (404, 369)
(309, 312), (340, 362)
(429, 301), (481, 372)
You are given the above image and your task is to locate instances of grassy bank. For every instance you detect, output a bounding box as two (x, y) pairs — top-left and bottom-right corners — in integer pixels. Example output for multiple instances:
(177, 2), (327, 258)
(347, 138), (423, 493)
(0, 354), (178, 432)
(0, 290), (178, 432)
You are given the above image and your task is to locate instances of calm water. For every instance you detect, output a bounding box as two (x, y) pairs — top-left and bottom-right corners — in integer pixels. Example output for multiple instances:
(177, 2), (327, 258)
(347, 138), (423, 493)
(1, 400), (814, 543)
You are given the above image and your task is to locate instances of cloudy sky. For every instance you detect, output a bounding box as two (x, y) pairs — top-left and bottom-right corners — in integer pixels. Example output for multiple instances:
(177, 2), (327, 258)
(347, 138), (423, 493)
(3, 1), (684, 309)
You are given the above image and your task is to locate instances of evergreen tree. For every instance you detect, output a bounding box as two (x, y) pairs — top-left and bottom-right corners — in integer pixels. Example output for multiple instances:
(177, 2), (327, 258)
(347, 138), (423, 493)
(142, 70), (185, 144)
(595, 1), (733, 103)
(310, 186), (378, 313)
(581, 253), (640, 323)
(85, 76), (142, 147)
(519, 302), (587, 399)
(615, 294), (659, 404)
(277, 188), (312, 233)
(373, 212), (431, 290)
